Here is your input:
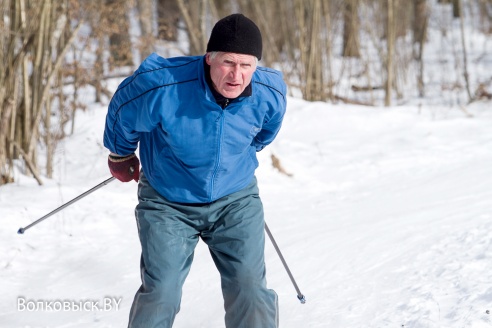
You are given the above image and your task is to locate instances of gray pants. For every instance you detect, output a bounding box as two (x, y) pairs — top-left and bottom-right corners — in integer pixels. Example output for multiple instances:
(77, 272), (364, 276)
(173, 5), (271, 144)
(128, 174), (278, 328)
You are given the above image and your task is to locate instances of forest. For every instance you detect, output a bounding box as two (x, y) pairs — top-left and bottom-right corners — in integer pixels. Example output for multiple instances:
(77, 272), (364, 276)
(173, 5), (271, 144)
(1, 0), (491, 185)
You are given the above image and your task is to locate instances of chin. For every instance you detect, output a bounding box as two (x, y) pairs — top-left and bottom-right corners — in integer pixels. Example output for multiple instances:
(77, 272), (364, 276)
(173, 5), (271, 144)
(221, 91), (240, 98)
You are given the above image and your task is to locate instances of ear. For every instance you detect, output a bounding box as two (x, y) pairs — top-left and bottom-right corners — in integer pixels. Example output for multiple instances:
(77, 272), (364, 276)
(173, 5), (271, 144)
(205, 53), (212, 65)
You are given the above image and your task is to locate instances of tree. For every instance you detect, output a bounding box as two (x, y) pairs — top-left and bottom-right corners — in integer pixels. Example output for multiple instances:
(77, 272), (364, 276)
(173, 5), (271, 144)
(2, 0), (491, 186)
(137, 0), (154, 59)
(343, 0), (361, 57)
(0, 0), (81, 185)
(176, 0), (207, 55)
(414, 0), (428, 96)
(106, 0), (133, 68)
(157, 0), (180, 41)
(438, 0), (461, 17)
(385, 0), (395, 106)
(299, 0), (325, 100)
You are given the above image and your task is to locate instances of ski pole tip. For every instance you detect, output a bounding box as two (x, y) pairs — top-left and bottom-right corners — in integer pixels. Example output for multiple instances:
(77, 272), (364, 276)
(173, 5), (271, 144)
(17, 227), (25, 235)
(297, 294), (306, 304)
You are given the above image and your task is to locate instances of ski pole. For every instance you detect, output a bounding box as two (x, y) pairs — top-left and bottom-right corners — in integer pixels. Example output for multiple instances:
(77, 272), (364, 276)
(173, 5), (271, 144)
(264, 222), (306, 304)
(17, 176), (116, 234)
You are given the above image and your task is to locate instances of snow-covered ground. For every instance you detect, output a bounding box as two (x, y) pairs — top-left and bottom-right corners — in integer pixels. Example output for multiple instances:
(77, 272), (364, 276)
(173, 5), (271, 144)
(2, 2), (492, 324)
(1, 89), (492, 327)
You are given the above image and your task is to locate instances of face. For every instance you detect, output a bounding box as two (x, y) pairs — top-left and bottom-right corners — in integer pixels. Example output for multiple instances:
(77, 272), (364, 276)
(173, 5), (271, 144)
(206, 52), (257, 99)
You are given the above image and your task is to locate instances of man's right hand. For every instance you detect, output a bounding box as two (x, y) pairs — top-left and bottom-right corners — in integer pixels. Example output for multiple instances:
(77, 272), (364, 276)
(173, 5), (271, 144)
(108, 153), (140, 182)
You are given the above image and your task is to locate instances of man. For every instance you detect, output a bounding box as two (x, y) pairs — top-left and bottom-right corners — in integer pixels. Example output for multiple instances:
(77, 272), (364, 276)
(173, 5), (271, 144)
(104, 13), (286, 328)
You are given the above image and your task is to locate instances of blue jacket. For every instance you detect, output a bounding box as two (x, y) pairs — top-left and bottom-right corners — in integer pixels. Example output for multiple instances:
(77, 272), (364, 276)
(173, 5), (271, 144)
(104, 53), (287, 203)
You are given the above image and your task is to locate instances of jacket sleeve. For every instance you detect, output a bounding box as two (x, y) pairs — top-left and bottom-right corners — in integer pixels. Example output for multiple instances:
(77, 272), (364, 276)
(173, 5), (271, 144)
(254, 98), (286, 151)
(254, 113), (285, 152)
(253, 75), (287, 152)
(103, 72), (162, 156)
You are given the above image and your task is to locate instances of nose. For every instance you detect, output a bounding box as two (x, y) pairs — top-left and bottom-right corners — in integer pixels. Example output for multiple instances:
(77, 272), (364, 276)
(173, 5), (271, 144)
(230, 64), (241, 78)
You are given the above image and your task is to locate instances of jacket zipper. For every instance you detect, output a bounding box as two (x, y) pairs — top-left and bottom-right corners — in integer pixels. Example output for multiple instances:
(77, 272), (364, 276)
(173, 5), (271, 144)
(209, 98), (231, 202)
(209, 109), (225, 202)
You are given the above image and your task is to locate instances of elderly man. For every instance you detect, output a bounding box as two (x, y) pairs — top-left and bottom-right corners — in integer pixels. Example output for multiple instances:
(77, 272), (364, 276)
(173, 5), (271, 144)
(104, 13), (286, 328)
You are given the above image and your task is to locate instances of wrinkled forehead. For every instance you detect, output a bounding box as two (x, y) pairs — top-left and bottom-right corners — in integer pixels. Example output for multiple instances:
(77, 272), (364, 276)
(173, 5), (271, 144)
(211, 51), (258, 65)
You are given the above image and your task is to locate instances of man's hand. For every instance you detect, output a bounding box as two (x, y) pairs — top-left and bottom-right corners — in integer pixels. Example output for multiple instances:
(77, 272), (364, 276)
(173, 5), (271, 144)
(108, 153), (140, 182)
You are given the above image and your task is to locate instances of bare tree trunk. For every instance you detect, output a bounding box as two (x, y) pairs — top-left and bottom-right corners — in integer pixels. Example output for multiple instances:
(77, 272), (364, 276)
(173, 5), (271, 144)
(452, 0), (460, 17)
(28, 19), (81, 158)
(458, 0), (472, 101)
(477, 0), (492, 33)
(385, 0), (395, 106)
(45, 89), (53, 178)
(0, 99), (14, 184)
(306, 0), (324, 100)
(413, 0), (428, 45)
(322, 0), (335, 101)
(213, 0), (231, 18)
(176, 0), (206, 55)
(157, 0), (180, 41)
(343, 0), (361, 57)
(414, 0), (428, 97)
(10, 139), (43, 185)
(137, 0), (154, 59)
(93, 1), (105, 103)
(1, 0), (20, 184)
(394, 1), (412, 38)
(294, 0), (308, 98)
(106, 0), (133, 68)
(290, 0), (326, 101)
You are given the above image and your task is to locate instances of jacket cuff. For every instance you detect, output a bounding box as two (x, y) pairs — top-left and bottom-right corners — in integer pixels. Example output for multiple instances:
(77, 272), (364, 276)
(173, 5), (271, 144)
(108, 153), (135, 162)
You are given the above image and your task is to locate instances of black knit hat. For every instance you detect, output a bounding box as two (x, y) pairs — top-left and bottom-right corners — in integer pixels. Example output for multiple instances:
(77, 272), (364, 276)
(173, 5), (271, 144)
(206, 14), (262, 60)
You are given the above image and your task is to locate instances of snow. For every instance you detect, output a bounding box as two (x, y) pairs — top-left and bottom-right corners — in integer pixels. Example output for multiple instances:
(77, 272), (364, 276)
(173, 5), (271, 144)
(2, 92), (492, 327)
(3, 3), (492, 326)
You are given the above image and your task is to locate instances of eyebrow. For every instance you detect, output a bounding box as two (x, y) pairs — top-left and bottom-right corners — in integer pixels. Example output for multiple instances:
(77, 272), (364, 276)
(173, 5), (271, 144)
(223, 57), (255, 65)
